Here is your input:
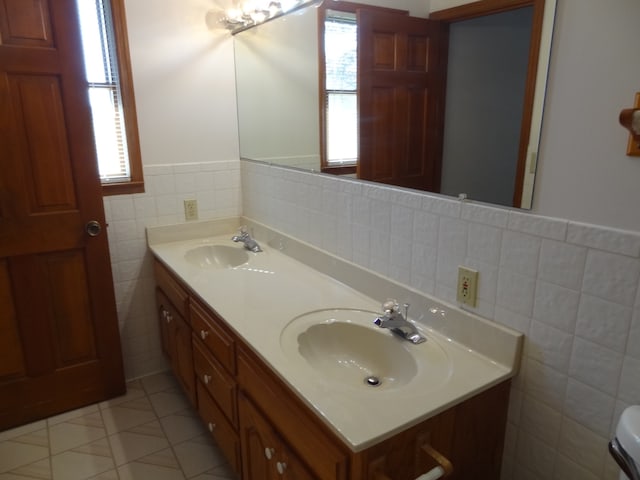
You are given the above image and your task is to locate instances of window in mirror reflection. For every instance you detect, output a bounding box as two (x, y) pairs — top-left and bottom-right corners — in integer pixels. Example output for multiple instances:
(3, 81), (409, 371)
(324, 11), (358, 167)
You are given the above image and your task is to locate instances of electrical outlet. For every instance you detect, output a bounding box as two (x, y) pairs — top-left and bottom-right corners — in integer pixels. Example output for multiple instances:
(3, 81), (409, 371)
(456, 266), (478, 307)
(183, 199), (198, 221)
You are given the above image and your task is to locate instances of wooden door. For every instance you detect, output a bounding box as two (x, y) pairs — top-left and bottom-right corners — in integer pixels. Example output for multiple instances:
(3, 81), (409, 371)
(0, 0), (125, 429)
(357, 10), (446, 191)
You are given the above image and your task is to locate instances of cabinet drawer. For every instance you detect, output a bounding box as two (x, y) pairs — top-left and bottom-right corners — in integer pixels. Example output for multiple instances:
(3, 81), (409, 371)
(154, 260), (189, 318)
(197, 382), (241, 476)
(190, 299), (236, 374)
(193, 337), (237, 427)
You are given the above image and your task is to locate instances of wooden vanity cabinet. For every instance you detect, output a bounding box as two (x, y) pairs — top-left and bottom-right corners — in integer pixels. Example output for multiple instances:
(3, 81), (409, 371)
(153, 259), (511, 480)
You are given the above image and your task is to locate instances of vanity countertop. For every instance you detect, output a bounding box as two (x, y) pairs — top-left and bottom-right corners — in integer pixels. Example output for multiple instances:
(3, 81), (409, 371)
(148, 219), (523, 451)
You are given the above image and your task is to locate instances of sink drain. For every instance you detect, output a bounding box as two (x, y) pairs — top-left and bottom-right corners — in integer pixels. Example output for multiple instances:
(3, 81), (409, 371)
(364, 375), (381, 387)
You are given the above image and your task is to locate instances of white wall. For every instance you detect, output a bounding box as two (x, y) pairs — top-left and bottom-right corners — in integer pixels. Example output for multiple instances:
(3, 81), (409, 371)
(534, 0), (640, 232)
(123, 0), (240, 165)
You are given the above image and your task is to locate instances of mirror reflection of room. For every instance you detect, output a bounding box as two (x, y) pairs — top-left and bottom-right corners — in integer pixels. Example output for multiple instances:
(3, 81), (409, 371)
(234, 0), (555, 209)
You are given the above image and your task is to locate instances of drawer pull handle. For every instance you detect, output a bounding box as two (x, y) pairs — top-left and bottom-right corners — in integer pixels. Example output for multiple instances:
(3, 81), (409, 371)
(200, 330), (209, 340)
(264, 447), (275, 460)
(276, 461), (287, 475)
(166, 313), (172, 323)
(203, 374), (211, 384)
(208, 422), (216, 432)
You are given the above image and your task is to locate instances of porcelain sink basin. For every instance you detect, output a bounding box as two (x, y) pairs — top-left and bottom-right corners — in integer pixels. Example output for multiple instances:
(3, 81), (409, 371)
(280, 309), (452, 391)
(184, 244), (249, 269)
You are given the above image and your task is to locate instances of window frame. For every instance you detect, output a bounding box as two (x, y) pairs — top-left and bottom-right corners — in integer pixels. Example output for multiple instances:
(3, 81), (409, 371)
(89, 0), (143, 196)
(323, 13), (358, 172)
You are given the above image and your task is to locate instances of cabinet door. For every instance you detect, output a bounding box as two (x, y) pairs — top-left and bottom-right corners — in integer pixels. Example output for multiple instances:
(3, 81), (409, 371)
(239, 394), (317, 480)
(156, 289), (173, 358)
(174, 313), (196, 405)
(156, 289), (195, 405)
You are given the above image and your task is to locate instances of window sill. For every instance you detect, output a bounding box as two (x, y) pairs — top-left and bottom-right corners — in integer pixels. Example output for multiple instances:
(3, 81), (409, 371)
(321, 165), (357, 175)
(102, 180), (145, 196)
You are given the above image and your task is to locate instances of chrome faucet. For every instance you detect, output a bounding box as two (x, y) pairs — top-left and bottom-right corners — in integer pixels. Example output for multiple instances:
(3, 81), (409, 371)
(231, 226), (262, 252)
(374, 300), (426, 344)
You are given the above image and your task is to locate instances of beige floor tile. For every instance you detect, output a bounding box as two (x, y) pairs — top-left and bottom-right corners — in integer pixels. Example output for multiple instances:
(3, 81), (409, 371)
(208, 462), (237, 479)
(0, 441), (49, 473)
(135, 447), (180, 469)
(0, 420), (47, 443)
(86, 469), (119, 480)
(140, 372), (178, 394)
(148, 391), (190, 418)
(0, 473), (47, 480)
(71, 438), (113, 458)
(47, 405), (100, 427)
(98, 384), (146, 410)
(159, 411), (207, 445)
(100, 405), (157, 435)
(8, 457), (51, 479)
(11, 429), (49, 448)
(116, 396), (153, 412)
(117, 462), (185, 480)
(193, 462), (238, 479)
(49, 422), (106, 455)
(173, 435), (226, 478)
(108, 430), (169, 466)
(125, 419), (165, 438)
(51, 451), (114, 480)
(1, 372), (236, 480)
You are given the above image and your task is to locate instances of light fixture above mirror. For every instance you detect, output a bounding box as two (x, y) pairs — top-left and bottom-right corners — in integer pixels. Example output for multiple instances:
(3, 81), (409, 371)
(221, 0), (319, 33)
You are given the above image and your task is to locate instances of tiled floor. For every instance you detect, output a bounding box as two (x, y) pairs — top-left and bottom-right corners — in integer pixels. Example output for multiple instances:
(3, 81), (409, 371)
(0, 372), (237, 480)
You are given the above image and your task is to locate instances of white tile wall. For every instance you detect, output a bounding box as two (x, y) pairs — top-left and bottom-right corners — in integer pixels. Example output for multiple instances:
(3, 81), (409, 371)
(103, 160), (241, 380)
(241, 159), (640, 480)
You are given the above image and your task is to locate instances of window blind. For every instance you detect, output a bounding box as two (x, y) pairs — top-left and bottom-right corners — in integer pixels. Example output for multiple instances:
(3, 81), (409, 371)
(77, 0), (131, 182)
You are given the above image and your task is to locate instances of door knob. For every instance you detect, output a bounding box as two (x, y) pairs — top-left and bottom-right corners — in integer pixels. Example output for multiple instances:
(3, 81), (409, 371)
(86, 220), (102, 237)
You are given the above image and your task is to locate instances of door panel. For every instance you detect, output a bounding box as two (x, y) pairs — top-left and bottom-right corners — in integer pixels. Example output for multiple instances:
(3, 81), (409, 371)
(0, 259), (25, 379)
(357, 10), (446, 192)
(0, 0), (125, 429)
(0, 0), (53, 47)
(9, 74), (77, 211)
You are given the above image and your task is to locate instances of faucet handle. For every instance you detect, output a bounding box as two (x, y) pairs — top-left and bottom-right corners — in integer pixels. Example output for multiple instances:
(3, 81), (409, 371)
(382, 299), (399, 313)
(403, 303), (410, 320)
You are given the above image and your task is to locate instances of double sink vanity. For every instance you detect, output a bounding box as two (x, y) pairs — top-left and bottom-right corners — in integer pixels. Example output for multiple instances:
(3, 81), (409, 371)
(148, 218), (523, 479)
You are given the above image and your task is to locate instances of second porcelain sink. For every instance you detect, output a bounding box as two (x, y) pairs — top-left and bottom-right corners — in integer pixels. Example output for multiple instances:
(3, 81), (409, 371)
(184, 244), (249, 269)
(280, 309), (452, 391)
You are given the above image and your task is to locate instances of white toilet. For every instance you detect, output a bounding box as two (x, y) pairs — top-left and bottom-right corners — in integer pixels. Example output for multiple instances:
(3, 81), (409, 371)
(610, 406), (640, 480)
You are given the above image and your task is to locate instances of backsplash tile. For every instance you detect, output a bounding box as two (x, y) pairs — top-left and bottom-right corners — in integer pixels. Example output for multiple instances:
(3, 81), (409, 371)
(582, 250), (640, 307)
(241, 160), (640, 480)
(567, 221), (640, 257)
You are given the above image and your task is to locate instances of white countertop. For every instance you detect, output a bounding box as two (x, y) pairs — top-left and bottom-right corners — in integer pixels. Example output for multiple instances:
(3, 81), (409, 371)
(148, 219), (523, 451)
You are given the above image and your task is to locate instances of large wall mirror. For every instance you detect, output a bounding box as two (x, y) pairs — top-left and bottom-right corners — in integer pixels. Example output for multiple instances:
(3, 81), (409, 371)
(234, 0), (556, 209)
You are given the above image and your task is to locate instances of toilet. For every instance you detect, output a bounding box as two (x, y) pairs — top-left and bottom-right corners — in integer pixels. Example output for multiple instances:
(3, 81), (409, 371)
(610, 406), (640, 480)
